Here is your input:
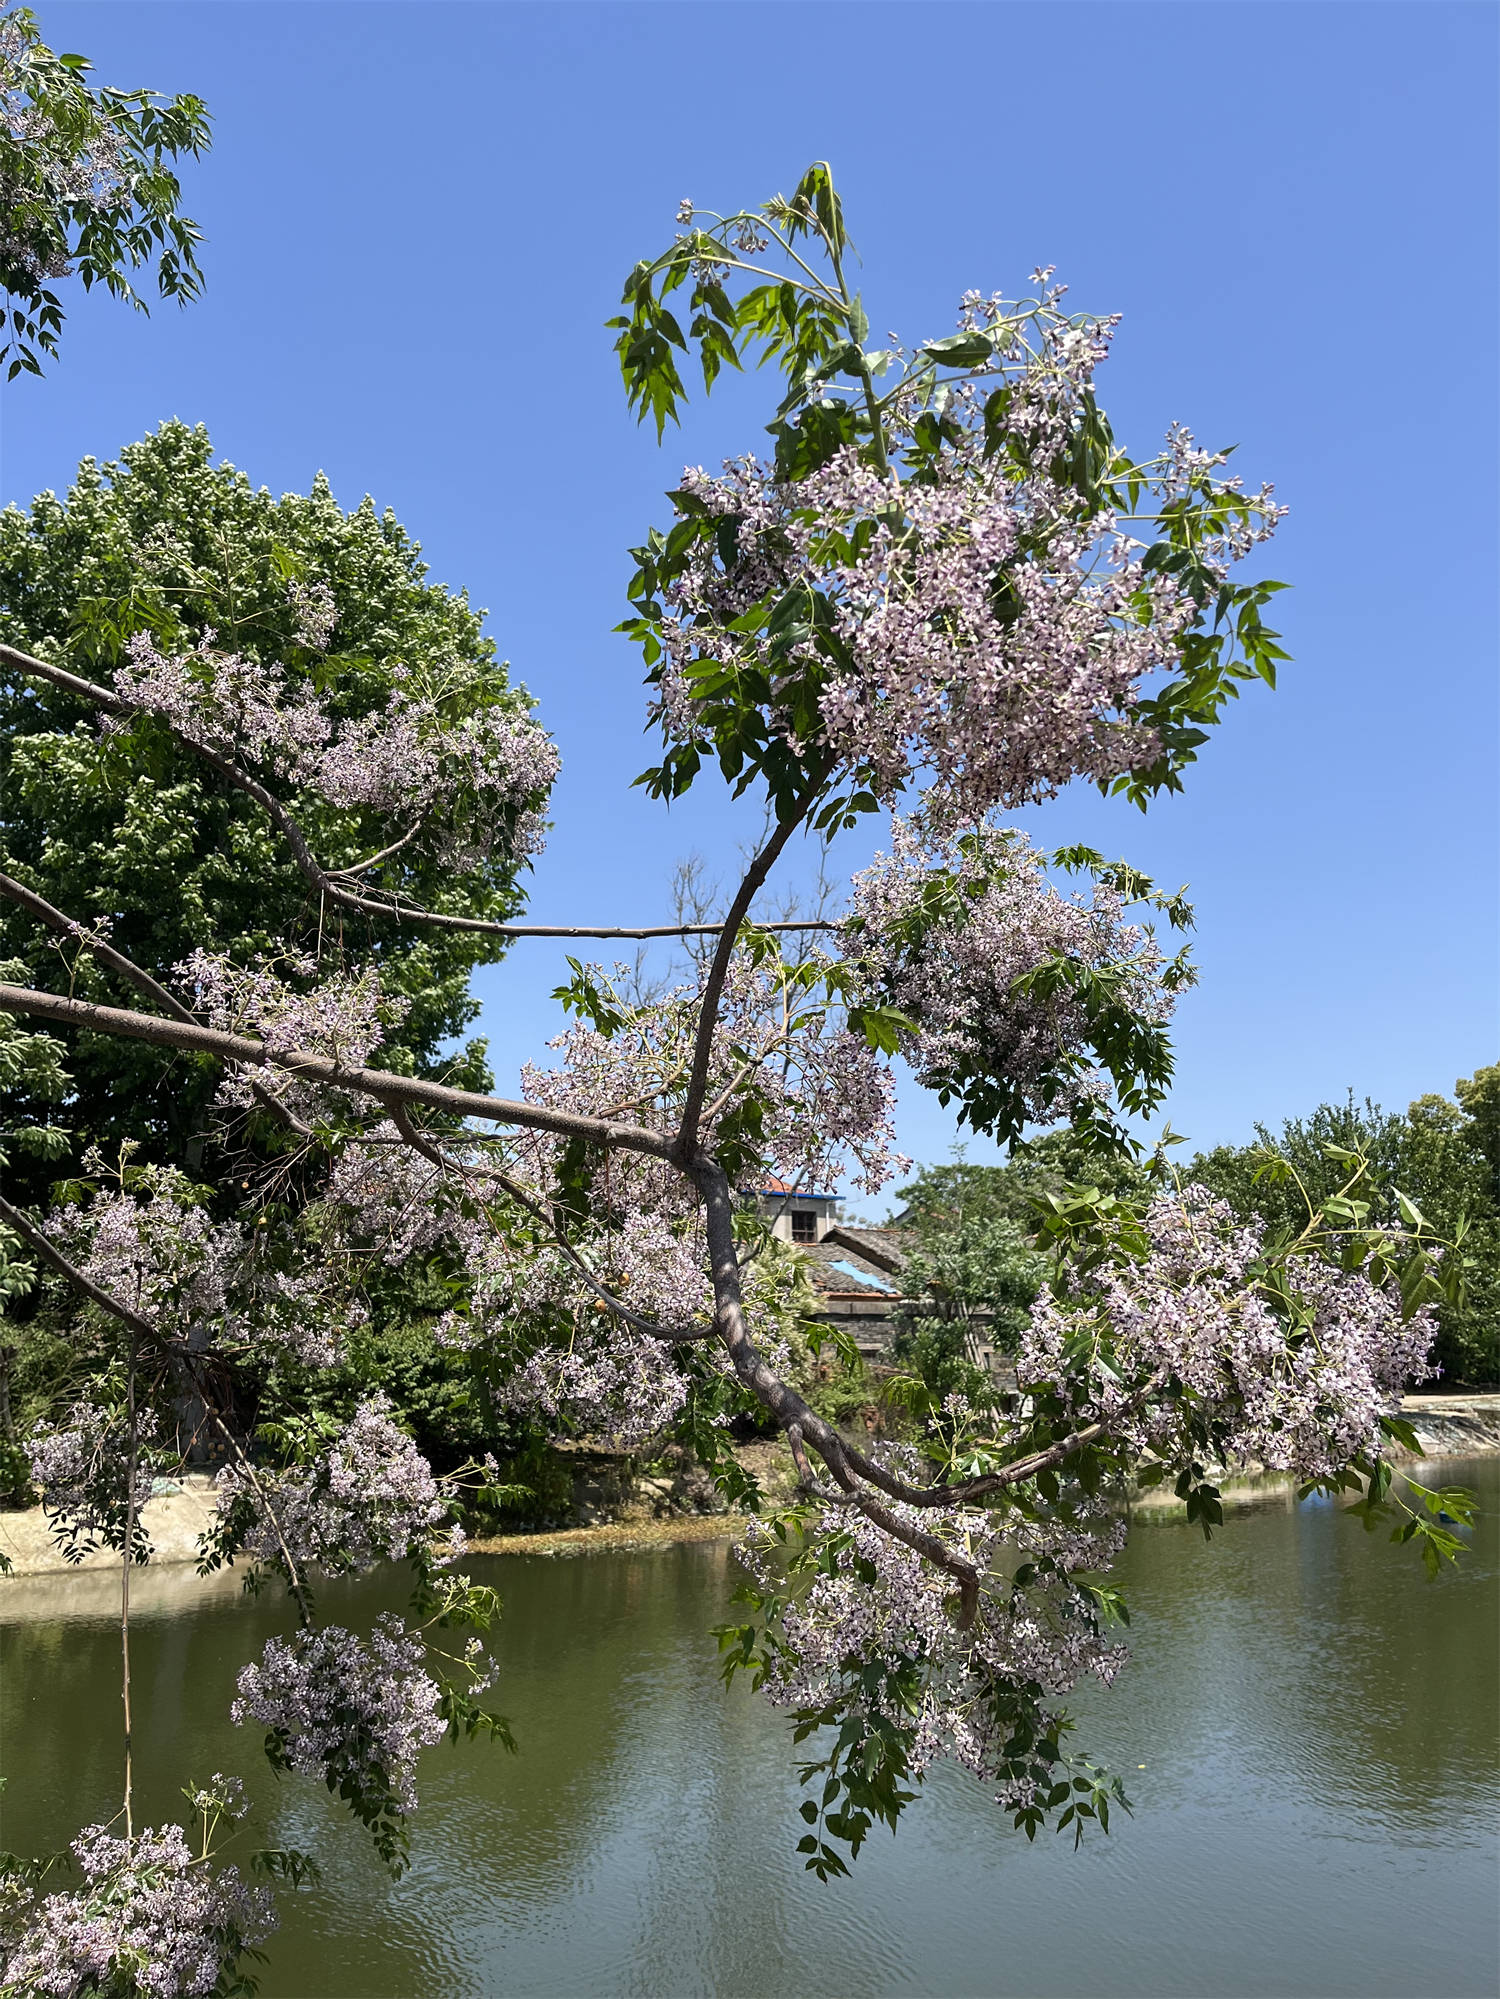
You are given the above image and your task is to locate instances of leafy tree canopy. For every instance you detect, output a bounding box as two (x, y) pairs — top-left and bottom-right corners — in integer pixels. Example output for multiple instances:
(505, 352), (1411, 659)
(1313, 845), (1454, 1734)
(0, 420), (553, 1189)
(1189, 1075), (1500, 1387)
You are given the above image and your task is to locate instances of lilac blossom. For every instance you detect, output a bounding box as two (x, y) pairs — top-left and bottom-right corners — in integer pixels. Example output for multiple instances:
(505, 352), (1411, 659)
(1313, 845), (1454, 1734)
(0, 19), (133, 290)
(231, 1614), (446, 1816)
(645, 289), (1280, 822)
(517, 952), (906, 1202)
(25, 1400), (163, 1555)
(1018, 1185), (1438, 1479)
(176, 950), (401, 1076)
(64, 1186), (238, 1327)
(0, 1822), (274, 1998)
(62, 1179), (346, 1370)
(502, 1326), (693, 1448)
(323, 1124), (462, 1265)
(115, 630), (330, 770)
(214, 1394), (453, 1576)
(115, 633), (559, 863)
(846, 816), (1182, 1126)
(739, 1460), (1127, 1803)
(175, 950), (409, 1141)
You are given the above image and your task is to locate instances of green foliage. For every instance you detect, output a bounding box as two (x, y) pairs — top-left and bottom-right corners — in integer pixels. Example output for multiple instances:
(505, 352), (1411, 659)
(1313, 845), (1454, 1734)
(248, 1317), (518, 1480)
(615, 162), (1287, 832)
(896, 1132), (1151, 1234)
(780, 1312), (878, 1430)
(718, 1504), (1132, 1869)
(0, 421), (541, 1194)
(0, 7), (211, 378)
(1188, 1078), (1500, 1386)
(888, 1137), (1148, 1404)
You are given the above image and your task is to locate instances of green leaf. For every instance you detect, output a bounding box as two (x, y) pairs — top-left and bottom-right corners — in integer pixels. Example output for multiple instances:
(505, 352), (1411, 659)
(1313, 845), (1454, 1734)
(922, 333), (994, 367)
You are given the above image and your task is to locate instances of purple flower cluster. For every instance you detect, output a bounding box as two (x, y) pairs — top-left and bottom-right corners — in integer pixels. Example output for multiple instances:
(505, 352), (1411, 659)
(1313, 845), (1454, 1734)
(64, 1179), (345, 1369)
(176, 950), (400, 1075)
(740, 1460), (1126, 1801)
(519, 952), (905, 1202)
(116, 633), (559, 863)
(0, 1822), (274, 1998)
(323, 1124), (460, 1265)
(25, 1401), (162, 1547)
(646, 284), (1281, 822)
(846, 816), (1180, 1124)
(1019, 1185), (1437, 1478)
(502, 1323), (693, 1449)
(67, 1187), (237, 1328)
(660, 440), (1183, 821)
(230, 1614), (445, 1815)
(214, 1394), (451, 1576)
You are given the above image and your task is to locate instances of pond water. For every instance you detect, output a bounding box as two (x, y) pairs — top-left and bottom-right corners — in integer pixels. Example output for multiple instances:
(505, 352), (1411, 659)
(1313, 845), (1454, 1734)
(2, 1460), (1497, 1999)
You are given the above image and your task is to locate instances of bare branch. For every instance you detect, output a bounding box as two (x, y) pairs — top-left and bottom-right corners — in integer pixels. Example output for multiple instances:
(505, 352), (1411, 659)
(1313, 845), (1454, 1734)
(676, 789), (824, 1157)
(0, 867), (195, 1022)
(0, 645), (835, 942)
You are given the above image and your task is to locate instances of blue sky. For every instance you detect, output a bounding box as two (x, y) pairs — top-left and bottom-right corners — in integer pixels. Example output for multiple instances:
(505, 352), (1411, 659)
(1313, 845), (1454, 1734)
(3, 2), (1495, 1192)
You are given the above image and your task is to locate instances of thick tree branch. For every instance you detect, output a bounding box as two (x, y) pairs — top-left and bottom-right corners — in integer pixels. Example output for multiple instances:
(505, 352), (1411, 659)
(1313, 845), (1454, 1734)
(0, 867), (312, 1136)
(675, 791), (823, 1158)
(0, 983), (676, 1158)
(0, 868), (195, 1023)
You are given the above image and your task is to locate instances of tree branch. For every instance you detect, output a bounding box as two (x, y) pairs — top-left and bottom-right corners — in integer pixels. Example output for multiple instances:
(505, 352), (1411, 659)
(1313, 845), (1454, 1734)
(0, 645), (835, 942)
(0, 867), (313, 1136)
(0, 1188), (309, 1618)
(0, 982), (676, 1158)
(675, 793), (822, 1158)
(382, 1104), (716, 1344)
(0, 1189), (158, 1342)
(0, 867), (195, 1022)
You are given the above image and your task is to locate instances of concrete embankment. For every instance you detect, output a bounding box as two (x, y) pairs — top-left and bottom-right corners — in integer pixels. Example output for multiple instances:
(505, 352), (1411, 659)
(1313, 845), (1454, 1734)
(0, 1472), (221, 1580)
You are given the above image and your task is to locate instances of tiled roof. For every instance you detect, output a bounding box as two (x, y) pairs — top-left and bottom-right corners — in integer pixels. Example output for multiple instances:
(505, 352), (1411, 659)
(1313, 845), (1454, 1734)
(802, 1226), (913, 1300)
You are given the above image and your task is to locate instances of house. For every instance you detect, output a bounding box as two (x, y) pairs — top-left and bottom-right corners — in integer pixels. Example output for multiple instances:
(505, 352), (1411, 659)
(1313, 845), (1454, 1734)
(750, 1182), (913, 1359)
(749, 1184), (1010, 1378)
(800, 1222), (915, 1360)
(753, 1178), (844, 1246)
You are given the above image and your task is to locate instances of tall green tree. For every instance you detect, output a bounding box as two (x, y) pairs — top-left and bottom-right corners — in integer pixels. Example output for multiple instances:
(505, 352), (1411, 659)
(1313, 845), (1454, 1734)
(889, 1138), (1151, 1400)
(1188, 1077), (1499, 1386)
(0, 421), (554, 1193)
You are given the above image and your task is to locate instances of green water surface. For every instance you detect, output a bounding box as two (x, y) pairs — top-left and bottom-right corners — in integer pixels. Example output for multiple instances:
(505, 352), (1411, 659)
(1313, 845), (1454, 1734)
(2, 1460), (1497, 1998)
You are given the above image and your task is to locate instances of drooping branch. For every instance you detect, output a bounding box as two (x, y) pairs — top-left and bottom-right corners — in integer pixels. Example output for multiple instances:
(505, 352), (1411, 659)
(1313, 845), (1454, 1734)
(383, 1105), (717, 1344)
(0, 982), (676, 1158)
(0, 1190), (313, 1614)
(0, 645), (834, 942)
(693, 1159), (1170, 1523)
(0, 1188), (158, 1343)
